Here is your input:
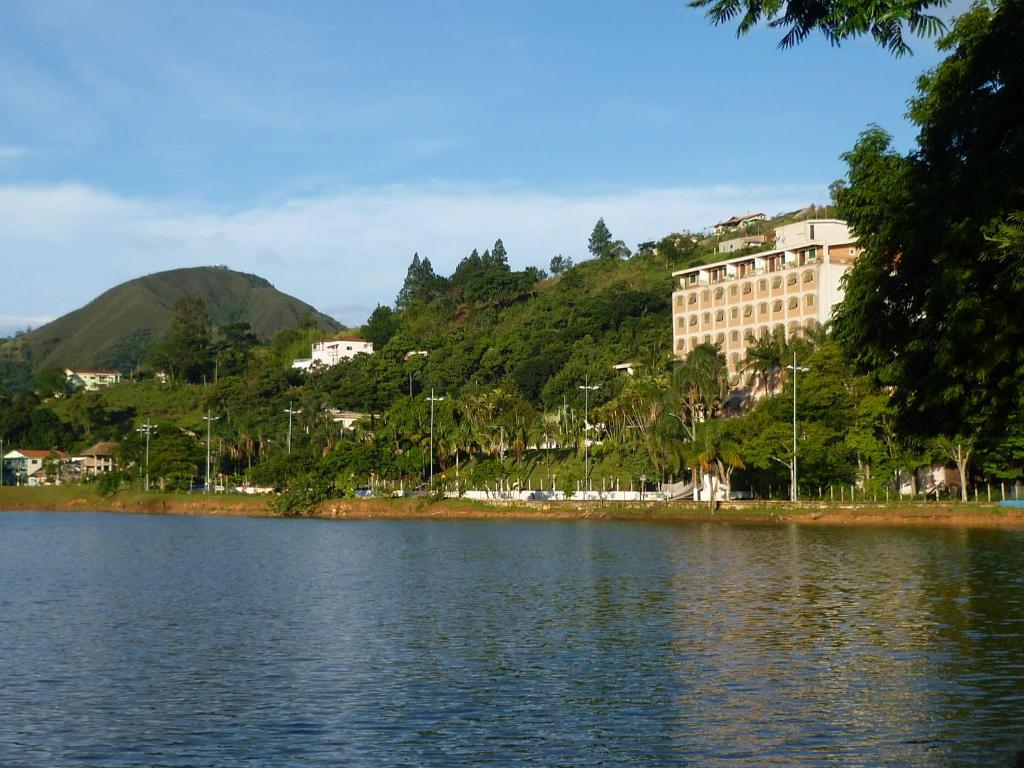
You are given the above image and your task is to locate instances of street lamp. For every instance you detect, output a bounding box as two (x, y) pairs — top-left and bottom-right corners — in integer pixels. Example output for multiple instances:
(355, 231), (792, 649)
(284, 401), (302, 454)
(426, 389), (445, 486)
(786, 350), (809, 502)
(578, 375), (600, 495)
(136, 420), (156, 492)
(203, 410), (220, 494)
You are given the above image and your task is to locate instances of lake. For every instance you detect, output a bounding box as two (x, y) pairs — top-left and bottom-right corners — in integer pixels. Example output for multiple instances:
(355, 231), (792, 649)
(1, 511), (1022, 766)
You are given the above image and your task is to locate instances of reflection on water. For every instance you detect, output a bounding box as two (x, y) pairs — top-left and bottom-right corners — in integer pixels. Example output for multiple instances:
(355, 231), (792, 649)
(0, 512), (1021, 766)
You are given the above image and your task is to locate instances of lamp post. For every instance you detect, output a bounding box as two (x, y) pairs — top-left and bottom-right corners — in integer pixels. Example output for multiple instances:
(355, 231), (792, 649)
(786, 350), (809, 502)
(426, 389), (445, 486)
(284, 401), (302, 454)
(203, 410), (219, 493)
(136, 421), (156, 492)
(578, 375), (600, 495)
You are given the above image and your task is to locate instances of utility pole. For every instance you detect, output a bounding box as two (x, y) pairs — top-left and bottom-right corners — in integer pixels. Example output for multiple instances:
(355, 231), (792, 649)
(578, 375), (600, 495)
(284, 401), (302, 454)
(136, 421), (156, 492)
(203, 410), (219, 493)
(0, 436), (4, 487)
(787, 350), (809, 502)
(426, 389), (445, 486)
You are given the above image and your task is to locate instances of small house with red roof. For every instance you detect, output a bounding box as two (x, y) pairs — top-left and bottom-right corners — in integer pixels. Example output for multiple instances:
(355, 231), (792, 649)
(2, 449), (72, 486)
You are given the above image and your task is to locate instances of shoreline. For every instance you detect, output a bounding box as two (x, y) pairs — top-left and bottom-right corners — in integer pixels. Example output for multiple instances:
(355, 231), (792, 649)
(2, 488), (1024, 528)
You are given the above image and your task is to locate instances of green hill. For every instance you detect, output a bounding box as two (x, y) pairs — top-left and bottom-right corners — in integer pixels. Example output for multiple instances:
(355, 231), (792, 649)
(2, 266), (341, 374)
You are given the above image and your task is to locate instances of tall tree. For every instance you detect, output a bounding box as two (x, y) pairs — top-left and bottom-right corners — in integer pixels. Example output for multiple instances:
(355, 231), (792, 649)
(588, 218), (612, 258)
(832, 2), (1024, 440)
(396, 253), (447, 309)
(146, 296), (212, 384)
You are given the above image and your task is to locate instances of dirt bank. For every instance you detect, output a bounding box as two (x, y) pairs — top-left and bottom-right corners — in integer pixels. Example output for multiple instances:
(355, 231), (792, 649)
(4, 488), (1023, 528)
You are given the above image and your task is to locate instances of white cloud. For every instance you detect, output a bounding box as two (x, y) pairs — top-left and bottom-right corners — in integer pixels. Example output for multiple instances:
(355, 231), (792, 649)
(0, 145), (27, 160)
(0, 180), (825, 327)
(0, 314), (56, 338)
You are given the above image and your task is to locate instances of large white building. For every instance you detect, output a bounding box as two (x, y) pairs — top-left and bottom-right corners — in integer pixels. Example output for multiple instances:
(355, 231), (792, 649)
(292, 336), (374, 371)
(672, 219), (861, 377)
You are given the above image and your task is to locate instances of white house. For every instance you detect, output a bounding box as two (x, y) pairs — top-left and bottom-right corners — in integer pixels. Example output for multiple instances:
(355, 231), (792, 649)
(292, 337), (374, 371)
(326, 409), (369, 430)
(64, 368), (122, 391)
(2, 449), (72, 486)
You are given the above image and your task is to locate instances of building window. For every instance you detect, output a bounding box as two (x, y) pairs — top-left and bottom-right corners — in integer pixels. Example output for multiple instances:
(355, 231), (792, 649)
(703, 335), (711, 344)
(714, 287), (725, 300)
(742, 283), (752, 295)
(773, 300), (783, 313)
(803, 270), (815, 283)
(758, 279), (767, 291)
(730, 308), (739, 320)
(730, 330), (739, 342)
(715, 310), (725, 322)
(729, 285), (738, 297)
(788, 297), (799, 309)
(688, 315), (698, 327)
(716, 333), (725, 344)
(703, 312), (711, 325)
(676, 338), (686, 351)
(805, 294), (815, 307)
(787, 273), (798, 286)
(688, 293), (697, 305)
(758, 302), (767, 315)
(701, 290), (710, 302)
(772, 277), (782, 289)
(807, 247), (818, 262)
(743, 305), (753, 318)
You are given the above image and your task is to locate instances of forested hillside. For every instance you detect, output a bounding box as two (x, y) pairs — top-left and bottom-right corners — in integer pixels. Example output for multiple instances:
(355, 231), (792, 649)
(0, 266), (340, 380)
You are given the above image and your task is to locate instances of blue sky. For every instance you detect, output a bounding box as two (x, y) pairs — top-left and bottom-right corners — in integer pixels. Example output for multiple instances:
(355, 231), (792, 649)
(0, 0), (959, 333)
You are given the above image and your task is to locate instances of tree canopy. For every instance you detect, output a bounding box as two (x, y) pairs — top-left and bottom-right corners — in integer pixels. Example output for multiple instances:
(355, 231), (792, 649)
(831, 1), (1024, 439)
(689, 0), (949, 54)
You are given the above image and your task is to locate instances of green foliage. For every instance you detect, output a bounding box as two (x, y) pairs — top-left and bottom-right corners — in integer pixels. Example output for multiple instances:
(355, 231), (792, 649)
(549, 254), (573, 275)
(363, 305), (400, 348)
(588, 218), (612, 258)
(36, 368), (71, 399)
(396, 253), (449, 309)
(94, 470), (124, 497)
(689, 0), (948, 55)
(833, 2), (1024, 441)
(146, 296), (213, 384)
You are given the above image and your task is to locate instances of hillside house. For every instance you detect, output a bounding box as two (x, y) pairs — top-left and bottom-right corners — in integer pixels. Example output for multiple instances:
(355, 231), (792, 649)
(2, 449), (72, 486)
(292, 337), (373, 371)
(76, 442), (119, 477)
(713, 212), (767, 235)
(65, 368), (122, 391)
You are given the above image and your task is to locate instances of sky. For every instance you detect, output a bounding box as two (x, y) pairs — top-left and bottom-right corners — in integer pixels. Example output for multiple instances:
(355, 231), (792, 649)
(0, 0), (964, 334)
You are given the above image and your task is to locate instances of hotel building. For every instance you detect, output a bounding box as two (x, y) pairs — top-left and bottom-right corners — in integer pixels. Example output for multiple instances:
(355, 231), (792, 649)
(671, 219), (861, 379)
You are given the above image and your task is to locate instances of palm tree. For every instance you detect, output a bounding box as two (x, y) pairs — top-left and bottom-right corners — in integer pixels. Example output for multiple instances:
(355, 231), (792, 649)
(670, 342), (730, 494)
(687, 419), (744, 511)
(741, 330), (785, 397)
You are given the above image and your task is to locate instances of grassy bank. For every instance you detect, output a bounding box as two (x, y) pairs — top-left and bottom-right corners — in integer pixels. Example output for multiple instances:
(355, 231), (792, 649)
(3, 486), (1024, 528)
